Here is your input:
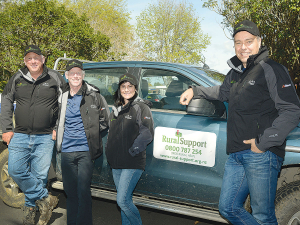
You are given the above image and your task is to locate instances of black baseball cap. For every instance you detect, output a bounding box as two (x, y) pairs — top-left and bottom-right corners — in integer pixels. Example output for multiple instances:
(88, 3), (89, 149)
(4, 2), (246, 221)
(119, 73), (137, 86)
(233, 20), (260, 37)
(24, 45), (42, 56)
(66, 59), (83, 71)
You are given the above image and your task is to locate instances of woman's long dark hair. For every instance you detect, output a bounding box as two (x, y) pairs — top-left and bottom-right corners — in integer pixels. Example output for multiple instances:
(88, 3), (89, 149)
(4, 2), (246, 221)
(114, 81), (138, 106)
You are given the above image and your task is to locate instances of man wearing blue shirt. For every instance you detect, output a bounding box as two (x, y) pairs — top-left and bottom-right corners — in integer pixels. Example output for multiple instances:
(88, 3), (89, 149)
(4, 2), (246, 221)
(56, 60), (109, 225)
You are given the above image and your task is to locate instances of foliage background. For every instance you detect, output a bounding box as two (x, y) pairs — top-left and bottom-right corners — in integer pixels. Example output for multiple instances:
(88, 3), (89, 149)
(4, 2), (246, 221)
(0, 0), (111, 81)
(136, 0), (211, 65)
(61, 0), (137, 61)
(0, 0), (298, 84)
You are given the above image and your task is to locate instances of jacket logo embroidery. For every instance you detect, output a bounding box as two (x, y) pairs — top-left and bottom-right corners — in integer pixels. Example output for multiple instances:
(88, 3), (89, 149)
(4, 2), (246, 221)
(248, 80), (255, 85)
(90, 105), (97, 109)
(236, 24), (253, 31)
(42, 83), (49, 86)
(125, 115), (132, 120)
(68, 61), (81, 67)
(282, 84), (291, 88)
(17, 82), (27, 87)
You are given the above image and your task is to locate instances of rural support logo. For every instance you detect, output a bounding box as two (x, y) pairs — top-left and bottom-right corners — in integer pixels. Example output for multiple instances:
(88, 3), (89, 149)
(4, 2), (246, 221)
(120, 75), (135, 83)
(68, 61), (81, 67)
(162, 129), (207, 148)
(175, 130), (182, 139)
(27, 46), (39, 51)
(153, 127), (217, 167)
(235, 24), (253, 31)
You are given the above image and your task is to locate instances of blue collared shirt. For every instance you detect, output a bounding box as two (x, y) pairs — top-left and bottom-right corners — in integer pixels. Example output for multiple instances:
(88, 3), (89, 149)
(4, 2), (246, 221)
(62, 93), (89, 152)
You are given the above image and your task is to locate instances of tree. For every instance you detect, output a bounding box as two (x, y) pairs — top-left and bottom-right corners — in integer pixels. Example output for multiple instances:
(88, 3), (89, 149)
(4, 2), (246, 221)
(136, 0), (211, 65)
(203, 0), (300, 80)
(0, 0), (111, 80)
(0, 80), (7, 92)
(62, 0), (135, 61)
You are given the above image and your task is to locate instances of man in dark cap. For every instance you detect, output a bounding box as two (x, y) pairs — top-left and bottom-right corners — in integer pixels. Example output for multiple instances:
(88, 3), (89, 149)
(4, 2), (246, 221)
(179, 20), (300, 224)
(1, 45), (65, 225)
(55, 59), (109, 225)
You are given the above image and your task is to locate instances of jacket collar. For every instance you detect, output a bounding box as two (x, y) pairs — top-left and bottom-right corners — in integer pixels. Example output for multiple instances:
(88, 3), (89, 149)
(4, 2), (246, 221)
(227, 46), (269, 73)
(61, 80), (100, 96)
(19, 65), (48, 82)
(111, 97), (136, 118)
(111, 97), (152, 118)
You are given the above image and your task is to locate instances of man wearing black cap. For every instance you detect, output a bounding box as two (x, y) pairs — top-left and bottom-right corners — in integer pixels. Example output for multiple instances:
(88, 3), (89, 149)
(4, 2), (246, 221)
(179, 20), (300, 224)
(55, 59), (109, 225)
(1, 45), (65, 225)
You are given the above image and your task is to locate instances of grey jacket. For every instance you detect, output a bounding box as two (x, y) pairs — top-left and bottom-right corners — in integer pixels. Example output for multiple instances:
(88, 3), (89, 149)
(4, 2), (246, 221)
(56, 81), (109, 160)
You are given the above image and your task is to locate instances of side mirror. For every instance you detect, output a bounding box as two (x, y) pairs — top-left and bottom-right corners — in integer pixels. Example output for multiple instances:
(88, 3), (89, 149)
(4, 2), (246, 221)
(186, 98), (226, 119)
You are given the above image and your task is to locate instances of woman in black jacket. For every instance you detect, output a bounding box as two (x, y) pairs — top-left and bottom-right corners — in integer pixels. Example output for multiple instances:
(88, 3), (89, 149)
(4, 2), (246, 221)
(106, 73), (154, 225)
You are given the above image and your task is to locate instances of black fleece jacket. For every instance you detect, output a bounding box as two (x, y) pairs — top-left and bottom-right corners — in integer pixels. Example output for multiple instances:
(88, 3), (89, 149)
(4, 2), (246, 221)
(1, 66), (65, 134)
(192, 46), (300, 158)
(105, 97), (154, 170)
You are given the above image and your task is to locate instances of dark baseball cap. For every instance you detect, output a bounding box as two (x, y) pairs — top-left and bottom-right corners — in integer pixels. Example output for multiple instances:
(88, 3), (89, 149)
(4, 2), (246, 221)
(24, 45), (42, 56)
(119, 73), (137, 86)
(233, 20), (260, 37)
(65, 59), (83, 71)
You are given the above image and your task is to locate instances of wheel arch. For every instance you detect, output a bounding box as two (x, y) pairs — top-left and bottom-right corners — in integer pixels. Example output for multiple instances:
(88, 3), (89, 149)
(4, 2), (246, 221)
(277, 165), (300, 190)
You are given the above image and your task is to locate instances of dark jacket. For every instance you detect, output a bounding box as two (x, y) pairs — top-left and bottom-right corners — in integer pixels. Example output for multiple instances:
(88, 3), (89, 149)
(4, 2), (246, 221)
(1, 66), (65, 134)
(105, 97), (154, 170)
(56, 81), (109, 160)
(192, 46), (300, 158)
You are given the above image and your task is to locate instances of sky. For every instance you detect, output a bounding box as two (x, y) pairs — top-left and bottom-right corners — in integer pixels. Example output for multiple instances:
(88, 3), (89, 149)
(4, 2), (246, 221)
(126, 0), (236, 74)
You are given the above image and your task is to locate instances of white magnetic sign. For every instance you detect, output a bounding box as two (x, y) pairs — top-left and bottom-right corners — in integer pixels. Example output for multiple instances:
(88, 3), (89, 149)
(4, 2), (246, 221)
(153, 127), (217, 167)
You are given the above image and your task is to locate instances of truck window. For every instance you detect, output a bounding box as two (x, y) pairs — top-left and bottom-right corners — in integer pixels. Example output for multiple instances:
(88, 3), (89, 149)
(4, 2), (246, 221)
(84, 68), (131, 105)
(140, 68), (197, 111)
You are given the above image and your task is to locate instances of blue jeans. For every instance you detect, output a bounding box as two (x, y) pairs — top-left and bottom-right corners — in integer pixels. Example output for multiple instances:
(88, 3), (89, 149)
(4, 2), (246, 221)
(8, 133), (54, 207)
(219, 149), (283, 225)
(61, 151), (94, 225)
(112, 169), (143, 225)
